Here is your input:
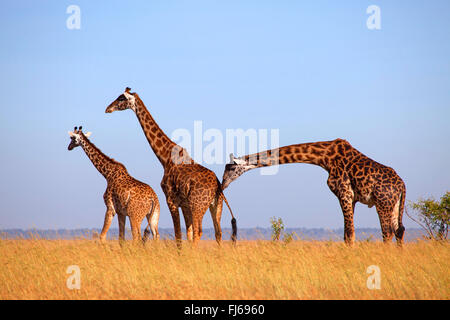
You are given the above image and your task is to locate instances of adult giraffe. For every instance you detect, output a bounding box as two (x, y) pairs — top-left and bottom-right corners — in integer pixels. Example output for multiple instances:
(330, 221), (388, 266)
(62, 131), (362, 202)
(222, 139), (406, 246)
(105, 87), (237, 247)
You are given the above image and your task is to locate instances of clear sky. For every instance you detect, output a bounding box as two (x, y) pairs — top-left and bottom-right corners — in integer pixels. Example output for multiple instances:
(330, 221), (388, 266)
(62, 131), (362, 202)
(0, 1), (449, 231)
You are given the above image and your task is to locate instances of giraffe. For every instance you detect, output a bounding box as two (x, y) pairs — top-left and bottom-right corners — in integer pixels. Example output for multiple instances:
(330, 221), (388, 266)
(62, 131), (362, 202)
(222, 139), (406, 246)
(105, 88), (237, 247)
(67, 126), (160, 244)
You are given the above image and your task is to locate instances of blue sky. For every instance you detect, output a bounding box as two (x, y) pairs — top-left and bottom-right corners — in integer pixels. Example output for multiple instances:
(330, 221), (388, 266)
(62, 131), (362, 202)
(0, 1), (449, 231)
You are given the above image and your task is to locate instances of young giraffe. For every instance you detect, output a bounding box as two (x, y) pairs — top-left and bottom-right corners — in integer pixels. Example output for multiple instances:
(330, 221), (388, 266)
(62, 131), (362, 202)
(222, 139), (406, 246)
(105, 88), (237, 247)
(67, 126), (160, 243)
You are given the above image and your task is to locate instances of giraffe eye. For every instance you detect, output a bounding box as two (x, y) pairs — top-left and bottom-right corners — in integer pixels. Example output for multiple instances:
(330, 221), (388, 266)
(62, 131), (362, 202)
(118, 95), (126, 101)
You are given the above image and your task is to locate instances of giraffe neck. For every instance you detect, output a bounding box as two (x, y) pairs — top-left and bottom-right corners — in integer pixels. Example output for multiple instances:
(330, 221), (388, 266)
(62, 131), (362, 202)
(240, 141), (335, 172)
(222, 139), (359, 189)
(132, 95), (193, 168)
(79, 134), (124, 179)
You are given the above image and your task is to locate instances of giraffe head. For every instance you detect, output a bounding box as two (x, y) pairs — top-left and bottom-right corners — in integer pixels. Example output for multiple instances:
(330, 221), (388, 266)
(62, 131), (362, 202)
(105, 87), (137, 113)
(67, 126), (91, 150)
(221, 154), (256, 189)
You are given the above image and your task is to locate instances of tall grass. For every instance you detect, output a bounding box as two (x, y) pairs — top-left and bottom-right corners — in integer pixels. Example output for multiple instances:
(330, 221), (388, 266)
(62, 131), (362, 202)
(0, 239), (448, 299)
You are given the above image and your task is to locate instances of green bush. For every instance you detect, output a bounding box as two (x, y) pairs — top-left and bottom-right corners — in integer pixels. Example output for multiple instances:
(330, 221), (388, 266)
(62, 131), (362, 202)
(407, 191), (449, 240)
(270, 217), (295, 244)
(270, 217), (284, 241)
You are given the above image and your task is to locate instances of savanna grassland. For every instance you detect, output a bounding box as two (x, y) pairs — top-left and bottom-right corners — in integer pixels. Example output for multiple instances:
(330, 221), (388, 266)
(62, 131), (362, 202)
(0, 239), (448, 300)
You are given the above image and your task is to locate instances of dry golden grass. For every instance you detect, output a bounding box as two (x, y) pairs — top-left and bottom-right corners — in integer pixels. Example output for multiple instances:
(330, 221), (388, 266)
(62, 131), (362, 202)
(0, 238), (448, 300)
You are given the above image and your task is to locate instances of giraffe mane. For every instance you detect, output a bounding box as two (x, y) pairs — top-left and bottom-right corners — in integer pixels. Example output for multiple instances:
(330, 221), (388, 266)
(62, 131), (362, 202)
(82, 134), (127, 172)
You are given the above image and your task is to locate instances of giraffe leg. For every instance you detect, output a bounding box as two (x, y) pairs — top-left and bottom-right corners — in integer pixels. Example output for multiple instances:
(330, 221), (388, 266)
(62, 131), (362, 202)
(338, 196), (356, 246)
(327, 173), (355, 246)
(192, 215), (203, 246)
(167, 200), (182, 249)
(376, 206), (395, 244)
(101, 190), (115, 243)
(129, 217), (141, 244)
(117, 214), (126, 245)
(209, 197), (223, 245)
(342, 209), (355, 245)
(99, 208), (114, 243)
(181, 206), (194, 242)
(191, 206), (207, 246)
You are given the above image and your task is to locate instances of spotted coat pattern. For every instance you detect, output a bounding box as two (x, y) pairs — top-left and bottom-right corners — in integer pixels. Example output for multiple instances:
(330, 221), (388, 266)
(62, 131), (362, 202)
(222, 139), (406, 245)
(68, 127), (160, 243)
(105, 88), (236, 247)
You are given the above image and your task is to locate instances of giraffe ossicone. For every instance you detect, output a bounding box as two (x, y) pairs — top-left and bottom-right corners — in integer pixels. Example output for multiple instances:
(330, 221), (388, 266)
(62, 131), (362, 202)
(231, 154), (247, 165)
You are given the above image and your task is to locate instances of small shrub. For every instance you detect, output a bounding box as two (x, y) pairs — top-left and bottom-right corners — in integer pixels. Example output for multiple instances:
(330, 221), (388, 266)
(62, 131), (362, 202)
(283, 231), (295, 245)
(270, 217), (284, 241)
(407, 191), (449, 241)
(270, 217), (295, 244)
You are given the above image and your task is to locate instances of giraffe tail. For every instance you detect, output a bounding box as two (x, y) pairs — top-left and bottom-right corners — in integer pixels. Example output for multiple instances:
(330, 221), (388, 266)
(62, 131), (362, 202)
(142, 200), (155, 243)
(216, 178), (237, 243)
(223, 193), (237, 243)
(395, 186), (406, 242)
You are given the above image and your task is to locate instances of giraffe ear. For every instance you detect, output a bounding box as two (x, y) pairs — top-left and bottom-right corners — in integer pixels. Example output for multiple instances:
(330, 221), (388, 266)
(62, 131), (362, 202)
(68, 131), (74, 137)
(84, 132), (92, 138)
(229, 153), (235, 163)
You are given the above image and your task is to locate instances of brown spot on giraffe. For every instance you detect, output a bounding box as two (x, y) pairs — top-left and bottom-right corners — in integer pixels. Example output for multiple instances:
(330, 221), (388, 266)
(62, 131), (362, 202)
(67, 126), (160, 244)
(222, 139), (406, 246)
(105, 88), (237, 248)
